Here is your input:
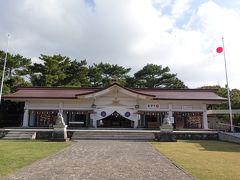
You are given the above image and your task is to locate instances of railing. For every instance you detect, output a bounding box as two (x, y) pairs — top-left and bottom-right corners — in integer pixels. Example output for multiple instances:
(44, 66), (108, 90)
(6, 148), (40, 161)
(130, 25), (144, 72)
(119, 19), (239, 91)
(207, 109), (240, 114)
(216, 123), (240, 132)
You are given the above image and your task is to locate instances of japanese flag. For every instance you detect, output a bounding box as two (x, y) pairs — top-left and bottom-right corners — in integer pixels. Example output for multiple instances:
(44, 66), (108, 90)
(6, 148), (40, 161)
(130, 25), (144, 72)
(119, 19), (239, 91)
(216, 47), (223, 53)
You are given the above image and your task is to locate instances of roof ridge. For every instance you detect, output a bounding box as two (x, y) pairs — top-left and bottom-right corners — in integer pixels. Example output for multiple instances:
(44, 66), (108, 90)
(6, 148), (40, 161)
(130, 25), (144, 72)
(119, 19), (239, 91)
(17, 87), (102, 90)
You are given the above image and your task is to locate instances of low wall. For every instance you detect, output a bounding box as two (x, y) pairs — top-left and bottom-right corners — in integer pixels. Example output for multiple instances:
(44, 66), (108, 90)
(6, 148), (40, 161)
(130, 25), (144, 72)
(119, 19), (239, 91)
(1, 129), (219, 141)
(174, 132), (218, 140)
(218, 132), (240, 144)
(154, 131), (218, 140)
(36, 131), (74, 140)
(36, 131), (52, 139)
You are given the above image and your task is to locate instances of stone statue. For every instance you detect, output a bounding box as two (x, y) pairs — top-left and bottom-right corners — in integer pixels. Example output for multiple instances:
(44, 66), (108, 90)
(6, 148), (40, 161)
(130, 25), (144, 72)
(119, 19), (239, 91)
(51, 112), (68, 141)
(162, 114), (171, 125)
(161, 113), (173, 132)
(156, 113), (176, 142)
(56, 112), (66, 126)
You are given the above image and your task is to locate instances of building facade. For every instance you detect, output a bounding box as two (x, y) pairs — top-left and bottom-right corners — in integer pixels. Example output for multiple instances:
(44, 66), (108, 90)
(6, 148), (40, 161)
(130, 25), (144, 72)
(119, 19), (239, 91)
(4, 83), (226, 129)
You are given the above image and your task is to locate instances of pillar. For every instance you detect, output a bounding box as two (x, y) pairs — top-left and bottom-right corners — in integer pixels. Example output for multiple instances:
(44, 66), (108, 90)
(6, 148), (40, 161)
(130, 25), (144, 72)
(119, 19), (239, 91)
(29, 110), (35, 126)
(134, 120), (138, 128)
(59, 102), (63, 114)
(22, 101), (29, 127)
(90, 113), (97, 128)
(168, 104), (173, 117)
(203, 104), (208, 129)
(93, 120), (97, 128)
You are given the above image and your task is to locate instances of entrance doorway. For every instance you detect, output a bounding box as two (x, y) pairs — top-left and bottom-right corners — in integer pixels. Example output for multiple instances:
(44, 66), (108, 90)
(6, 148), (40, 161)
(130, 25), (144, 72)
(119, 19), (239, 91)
(98, 111), (132, 128)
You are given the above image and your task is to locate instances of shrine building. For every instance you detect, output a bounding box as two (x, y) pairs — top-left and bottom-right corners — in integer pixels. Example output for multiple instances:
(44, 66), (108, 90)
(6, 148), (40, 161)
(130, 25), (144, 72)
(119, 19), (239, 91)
(4, 83), (226, 129)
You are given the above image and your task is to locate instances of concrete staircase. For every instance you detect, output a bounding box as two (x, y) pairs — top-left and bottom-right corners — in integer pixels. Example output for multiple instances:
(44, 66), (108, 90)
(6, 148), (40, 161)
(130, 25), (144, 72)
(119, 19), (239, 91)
(71, 131), (155, 140)
(2, 131), (36, 140)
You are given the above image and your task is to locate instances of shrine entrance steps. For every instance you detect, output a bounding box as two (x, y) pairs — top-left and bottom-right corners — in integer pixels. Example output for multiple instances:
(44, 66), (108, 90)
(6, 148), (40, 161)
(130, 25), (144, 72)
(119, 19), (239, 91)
(70, 130), (155, 140)
(2, 131), (36, 140)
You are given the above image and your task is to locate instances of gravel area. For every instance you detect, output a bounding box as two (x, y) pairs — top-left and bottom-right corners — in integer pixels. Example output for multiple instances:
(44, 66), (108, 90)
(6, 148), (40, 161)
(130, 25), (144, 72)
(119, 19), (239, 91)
(3, 140), (193, 180)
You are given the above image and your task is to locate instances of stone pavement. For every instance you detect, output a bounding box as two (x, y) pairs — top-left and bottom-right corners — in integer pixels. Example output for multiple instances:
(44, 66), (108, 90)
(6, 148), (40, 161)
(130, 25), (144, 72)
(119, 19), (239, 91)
(3, 140), (194, 180)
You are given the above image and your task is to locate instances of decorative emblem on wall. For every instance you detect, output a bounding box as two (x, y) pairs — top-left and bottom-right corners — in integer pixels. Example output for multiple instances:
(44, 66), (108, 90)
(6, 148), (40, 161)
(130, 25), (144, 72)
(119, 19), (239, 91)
(125, 112), (130, 117)
(101, 111), (107, 117)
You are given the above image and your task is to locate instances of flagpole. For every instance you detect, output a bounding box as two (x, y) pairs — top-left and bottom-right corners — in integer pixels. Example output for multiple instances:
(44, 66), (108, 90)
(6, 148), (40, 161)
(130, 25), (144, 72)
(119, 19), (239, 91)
(0, 34), (10, 105)
(222, 37), (233, 132)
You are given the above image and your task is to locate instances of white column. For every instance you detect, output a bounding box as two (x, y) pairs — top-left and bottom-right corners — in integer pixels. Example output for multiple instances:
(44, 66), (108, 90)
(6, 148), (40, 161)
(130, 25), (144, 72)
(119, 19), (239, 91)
(59, 102), (63, 114)
(168, 104), (173, 117)
(203, 104), (208, 129)
(90, 113), (97, 128)
(29, 111), (35, 126)
(93, 120), (97, 128)
(134, 120), (138, 128)
(143, 114), (145, 127)
(137, 114), (141, 128)
(22, 101), (29, 127)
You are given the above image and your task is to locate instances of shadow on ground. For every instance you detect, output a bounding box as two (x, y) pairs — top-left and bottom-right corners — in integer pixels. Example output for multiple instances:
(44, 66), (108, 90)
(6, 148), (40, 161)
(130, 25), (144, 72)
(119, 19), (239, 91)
(183, 140), (240, 152)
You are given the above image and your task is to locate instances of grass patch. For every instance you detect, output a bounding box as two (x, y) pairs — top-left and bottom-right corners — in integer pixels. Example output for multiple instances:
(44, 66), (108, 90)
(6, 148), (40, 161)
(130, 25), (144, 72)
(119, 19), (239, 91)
(152, 140), (240, 180)
(0, 140), (72, 177)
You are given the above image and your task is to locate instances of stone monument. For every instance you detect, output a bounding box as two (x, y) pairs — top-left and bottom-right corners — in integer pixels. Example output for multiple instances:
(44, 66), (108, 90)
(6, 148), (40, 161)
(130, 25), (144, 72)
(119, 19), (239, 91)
(154, 113), (177, 142)
(161, 114), (174, 131)
(51, 112), (68, 141)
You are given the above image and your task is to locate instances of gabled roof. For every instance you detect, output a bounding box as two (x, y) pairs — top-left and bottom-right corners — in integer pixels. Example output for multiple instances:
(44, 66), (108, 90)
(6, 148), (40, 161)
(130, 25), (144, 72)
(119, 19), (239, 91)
(3, 83), (226, 102)
(3, 87), (98, 99)
(133, 88), (226, 101)
(75, 83), (155, 99)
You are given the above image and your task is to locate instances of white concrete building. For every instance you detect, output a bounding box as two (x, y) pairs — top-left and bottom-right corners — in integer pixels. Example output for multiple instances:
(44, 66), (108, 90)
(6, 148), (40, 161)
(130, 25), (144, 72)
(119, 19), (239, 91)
(4, 83), (226, 129)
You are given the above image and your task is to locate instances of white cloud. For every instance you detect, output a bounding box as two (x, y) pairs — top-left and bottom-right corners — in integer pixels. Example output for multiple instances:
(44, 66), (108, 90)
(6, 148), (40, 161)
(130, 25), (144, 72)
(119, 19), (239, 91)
(171, 0), (191, 18)
(0, 0), (240, 89)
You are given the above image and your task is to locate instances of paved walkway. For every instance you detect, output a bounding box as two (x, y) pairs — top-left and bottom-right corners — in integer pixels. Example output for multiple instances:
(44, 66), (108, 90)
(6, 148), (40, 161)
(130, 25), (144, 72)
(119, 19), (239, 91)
(4, 140), (193, 180)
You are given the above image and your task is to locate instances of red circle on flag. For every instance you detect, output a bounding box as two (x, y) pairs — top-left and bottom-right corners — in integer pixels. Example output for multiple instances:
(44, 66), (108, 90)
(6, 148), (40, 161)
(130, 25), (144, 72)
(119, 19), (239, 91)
(216, 47), (223, 53)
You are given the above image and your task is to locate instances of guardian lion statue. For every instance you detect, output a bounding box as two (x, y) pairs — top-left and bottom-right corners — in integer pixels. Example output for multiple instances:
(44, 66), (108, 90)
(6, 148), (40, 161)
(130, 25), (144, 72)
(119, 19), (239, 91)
(56, 112), (66, 126)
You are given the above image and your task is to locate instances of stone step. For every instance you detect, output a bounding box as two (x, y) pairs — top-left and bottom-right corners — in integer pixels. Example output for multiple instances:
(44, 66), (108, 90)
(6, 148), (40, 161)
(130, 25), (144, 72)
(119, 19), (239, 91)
(73, 134), (153, 136)
(72, 135), (153, 138)
(5, 135), (34, 137)
(2, 136), (34, 140)
(5, 133), (33, 136)
(8, 131), (33, 134)
(72, 137), (152, 140)
(72, 132), (154, 135)
(2, 131), (36, 140)
(71, 131), (154, 140)
(72, 134), (154, 137)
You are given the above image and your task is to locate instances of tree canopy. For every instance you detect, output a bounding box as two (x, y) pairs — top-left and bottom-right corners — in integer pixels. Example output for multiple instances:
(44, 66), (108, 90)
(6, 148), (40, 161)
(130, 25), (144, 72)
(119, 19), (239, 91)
(201, 85), (240, 126)
(89, 62), (131, 87)
(29, 54), (90, 87)
(133, 64), (187, 88)
(1, 50), (188, 95)
(201, 85), (240, 109)
(0, 50), (31, 94)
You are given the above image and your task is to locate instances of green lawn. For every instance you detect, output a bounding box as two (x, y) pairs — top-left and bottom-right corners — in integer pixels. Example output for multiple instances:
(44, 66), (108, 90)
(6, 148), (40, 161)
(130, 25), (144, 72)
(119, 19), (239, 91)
(152, 140), (240, 180)
(0, 140), (72, 177)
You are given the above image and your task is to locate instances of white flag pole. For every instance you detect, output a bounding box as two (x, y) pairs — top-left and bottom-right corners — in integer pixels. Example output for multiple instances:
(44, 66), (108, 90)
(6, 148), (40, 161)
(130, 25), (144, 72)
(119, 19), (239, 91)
(222, 37), (233, 132)
(0, 34), (10, 105)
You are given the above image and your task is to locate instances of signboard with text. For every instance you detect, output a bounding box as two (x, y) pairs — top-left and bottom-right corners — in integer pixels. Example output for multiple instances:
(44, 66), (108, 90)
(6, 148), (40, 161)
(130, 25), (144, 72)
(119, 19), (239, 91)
(147, 103), (160, 109)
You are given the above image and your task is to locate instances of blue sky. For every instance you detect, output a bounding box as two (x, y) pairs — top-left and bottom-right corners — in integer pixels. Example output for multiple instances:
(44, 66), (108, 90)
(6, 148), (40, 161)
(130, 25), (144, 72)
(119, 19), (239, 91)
(84, 0), (95, 7)
(0, 0), (240, 88)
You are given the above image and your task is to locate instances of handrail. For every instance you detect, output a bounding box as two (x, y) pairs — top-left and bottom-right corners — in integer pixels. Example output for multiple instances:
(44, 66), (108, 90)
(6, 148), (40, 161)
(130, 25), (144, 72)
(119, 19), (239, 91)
(207, 109), (240, 114)
(217, 123), (240, 128)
